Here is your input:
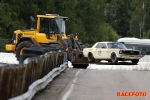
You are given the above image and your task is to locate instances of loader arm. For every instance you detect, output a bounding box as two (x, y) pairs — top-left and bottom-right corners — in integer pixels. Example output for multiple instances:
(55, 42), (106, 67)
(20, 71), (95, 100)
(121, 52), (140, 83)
(57, 35), (73, 61)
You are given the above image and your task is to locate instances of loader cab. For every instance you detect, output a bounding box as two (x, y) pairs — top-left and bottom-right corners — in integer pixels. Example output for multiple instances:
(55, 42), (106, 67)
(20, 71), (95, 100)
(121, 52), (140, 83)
(39, 18), (66, 34)
(37, 14), (68, 39)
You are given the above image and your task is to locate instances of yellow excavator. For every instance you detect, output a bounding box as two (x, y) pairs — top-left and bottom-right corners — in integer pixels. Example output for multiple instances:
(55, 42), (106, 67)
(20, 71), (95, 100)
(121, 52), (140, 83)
(5, 14), (88, 68)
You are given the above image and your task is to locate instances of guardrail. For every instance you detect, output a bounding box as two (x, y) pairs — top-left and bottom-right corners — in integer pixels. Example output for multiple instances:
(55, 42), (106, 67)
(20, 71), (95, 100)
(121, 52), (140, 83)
(0, 51), (68, 100)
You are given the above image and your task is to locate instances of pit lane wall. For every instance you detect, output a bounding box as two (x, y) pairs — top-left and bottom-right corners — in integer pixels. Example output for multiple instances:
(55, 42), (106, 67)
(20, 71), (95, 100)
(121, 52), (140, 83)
(0, 52), (68, 100)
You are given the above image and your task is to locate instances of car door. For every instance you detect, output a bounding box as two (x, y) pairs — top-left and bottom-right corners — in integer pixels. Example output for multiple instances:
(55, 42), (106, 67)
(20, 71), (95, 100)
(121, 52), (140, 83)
(100, 43), (108, 59)
(94, 43), (108, 59)
(94, 43), (101, 59)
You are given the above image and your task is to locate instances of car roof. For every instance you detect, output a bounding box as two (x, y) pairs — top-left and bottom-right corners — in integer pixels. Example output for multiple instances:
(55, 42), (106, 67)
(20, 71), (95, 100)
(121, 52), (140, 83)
(97, 42), (119, 44)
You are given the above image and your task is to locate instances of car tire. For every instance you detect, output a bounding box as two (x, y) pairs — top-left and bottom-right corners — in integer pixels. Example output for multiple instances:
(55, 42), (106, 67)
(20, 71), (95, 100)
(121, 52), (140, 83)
(88, 53), (95, 62)
(111, 53), (118, 63)
(131, 59), (139, 64)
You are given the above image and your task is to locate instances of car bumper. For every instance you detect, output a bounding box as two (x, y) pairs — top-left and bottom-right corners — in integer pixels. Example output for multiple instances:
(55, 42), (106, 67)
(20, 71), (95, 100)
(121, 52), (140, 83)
(118, 54), (142, 60)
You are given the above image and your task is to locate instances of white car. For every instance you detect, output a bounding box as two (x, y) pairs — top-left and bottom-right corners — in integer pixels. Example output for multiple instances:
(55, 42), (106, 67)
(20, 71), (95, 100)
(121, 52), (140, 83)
(83, 42), (142, 64)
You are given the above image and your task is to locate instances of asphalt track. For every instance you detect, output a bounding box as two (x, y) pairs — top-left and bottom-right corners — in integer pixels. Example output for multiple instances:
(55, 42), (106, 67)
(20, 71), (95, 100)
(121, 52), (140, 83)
(33, 68), (150, 100)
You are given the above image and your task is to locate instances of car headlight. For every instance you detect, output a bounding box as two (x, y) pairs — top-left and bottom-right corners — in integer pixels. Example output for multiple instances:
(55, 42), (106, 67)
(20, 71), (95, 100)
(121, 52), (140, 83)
(119, 50), (124, 54)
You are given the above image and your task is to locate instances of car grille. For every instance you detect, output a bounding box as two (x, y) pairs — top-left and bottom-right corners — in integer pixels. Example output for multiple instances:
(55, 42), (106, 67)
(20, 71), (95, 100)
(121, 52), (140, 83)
(123, 51), (140, 55)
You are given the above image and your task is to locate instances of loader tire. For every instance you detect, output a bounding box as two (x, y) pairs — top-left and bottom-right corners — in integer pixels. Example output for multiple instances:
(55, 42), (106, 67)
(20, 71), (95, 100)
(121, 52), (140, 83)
(16, 41), (32, 61)
(23, 47), (48, 55)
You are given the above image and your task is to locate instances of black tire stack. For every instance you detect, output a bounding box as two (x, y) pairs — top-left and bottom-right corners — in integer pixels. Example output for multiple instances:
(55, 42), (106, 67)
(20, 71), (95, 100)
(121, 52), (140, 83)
(19, 42), (63, 64)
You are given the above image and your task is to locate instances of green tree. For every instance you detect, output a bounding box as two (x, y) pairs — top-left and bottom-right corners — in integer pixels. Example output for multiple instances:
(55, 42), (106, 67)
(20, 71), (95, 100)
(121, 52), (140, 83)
(0, 0), (121, 43)
(130, 0), (149, 38)
(75, 0), (107, 43)
(100, 24), (119, 41)
(0, 3), (26, 38)
(105, 0), (131, 37)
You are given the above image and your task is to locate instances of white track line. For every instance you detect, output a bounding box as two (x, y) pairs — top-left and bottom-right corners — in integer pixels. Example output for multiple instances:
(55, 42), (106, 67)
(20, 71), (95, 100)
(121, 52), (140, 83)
(62, 69), (82, 100)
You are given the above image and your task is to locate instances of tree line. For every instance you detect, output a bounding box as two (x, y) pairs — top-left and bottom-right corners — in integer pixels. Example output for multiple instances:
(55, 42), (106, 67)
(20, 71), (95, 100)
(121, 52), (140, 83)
(0, 0), (150, 44)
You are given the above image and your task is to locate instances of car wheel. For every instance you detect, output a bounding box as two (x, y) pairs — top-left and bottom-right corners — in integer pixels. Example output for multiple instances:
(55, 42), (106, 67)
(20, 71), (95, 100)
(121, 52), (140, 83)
(131, 59), (139, 64)
(111, 53), (118, 63)
(88, 53), (95, 62)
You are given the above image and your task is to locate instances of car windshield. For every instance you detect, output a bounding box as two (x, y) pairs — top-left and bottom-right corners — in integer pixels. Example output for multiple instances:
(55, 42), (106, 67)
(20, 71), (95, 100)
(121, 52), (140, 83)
(107, 42), (127, 49)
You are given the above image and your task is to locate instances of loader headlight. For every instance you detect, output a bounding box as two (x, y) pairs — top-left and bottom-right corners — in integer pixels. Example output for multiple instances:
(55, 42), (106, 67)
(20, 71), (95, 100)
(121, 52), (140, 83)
(13, 40), (16, 44)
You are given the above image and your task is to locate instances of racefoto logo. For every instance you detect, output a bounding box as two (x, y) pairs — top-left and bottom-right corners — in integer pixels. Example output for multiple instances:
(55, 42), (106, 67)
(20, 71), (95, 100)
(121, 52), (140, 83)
(117, 92), (147, 98)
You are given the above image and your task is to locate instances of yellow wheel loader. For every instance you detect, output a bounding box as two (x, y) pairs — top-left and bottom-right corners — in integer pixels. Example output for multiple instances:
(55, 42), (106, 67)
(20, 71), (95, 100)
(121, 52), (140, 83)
(5, 14), (88, 68)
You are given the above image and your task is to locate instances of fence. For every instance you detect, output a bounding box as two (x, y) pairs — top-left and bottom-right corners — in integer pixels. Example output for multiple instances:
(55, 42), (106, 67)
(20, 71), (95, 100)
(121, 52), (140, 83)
(0, 39), (11, 52)
(0, 51), (67, 100)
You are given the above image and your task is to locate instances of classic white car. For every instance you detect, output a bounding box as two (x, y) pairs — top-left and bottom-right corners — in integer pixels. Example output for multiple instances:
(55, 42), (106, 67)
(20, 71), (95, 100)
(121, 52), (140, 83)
(83, 42), (142, 64)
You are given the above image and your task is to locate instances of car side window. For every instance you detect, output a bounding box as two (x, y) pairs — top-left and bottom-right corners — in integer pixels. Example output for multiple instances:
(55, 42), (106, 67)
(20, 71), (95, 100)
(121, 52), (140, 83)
(96, 43), (107, 48)
(101, 43), (107, 48)
(96, 44), (100, 48)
